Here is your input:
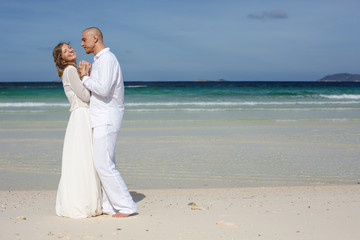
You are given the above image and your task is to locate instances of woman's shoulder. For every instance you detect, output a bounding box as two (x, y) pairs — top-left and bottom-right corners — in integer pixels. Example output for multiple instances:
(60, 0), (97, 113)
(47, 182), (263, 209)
(64, 65), (77, 73)
(62, 65), (77, 85)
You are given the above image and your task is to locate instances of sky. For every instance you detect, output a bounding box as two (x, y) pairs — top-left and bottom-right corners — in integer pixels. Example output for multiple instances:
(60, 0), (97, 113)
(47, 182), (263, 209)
(0, 0), (360, 82)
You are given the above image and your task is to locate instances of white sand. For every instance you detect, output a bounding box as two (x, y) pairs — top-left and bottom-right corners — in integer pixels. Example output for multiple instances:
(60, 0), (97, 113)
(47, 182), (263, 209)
(1, 185), (359, 240)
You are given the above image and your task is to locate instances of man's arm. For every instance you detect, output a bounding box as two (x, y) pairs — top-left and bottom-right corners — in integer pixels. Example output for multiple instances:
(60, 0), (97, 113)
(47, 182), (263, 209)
(82, 57), (115, 97)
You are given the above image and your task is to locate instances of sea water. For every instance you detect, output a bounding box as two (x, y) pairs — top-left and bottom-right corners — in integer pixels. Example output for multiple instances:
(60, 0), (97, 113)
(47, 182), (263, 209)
(1, 81), (360, 120)
(0, 81), (359, 189)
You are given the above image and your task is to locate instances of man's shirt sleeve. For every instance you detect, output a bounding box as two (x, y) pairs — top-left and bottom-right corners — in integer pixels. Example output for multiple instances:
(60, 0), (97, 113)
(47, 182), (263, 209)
(83, 56), (115, 97)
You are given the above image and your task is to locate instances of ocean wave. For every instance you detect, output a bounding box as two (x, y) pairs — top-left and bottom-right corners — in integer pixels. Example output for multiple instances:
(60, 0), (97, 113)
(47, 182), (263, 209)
(1, 100), (359, 108)
(0, 110), (49, 113)
(125, 101), (360, 107)
(0, 102), (69, 107)
(126, 85), (148, 88)
(275, 118), (354, 122)
(319, 94), (360, 100)
(127, 108), (234, 112)
(246, 107), (359, 111)
(126, 107), (359, 112)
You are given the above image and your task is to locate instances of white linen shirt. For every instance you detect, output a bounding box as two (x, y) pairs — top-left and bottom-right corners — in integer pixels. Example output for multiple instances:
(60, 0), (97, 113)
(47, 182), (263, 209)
(82, 48), (124, 130)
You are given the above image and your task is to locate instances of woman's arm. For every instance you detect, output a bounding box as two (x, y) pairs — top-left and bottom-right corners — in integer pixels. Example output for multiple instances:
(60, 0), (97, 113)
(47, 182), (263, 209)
(67, 66), (90, 102)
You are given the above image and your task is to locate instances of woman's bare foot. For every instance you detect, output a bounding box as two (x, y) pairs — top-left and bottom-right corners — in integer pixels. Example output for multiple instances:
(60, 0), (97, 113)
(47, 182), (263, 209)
(112, 212), (130, 218)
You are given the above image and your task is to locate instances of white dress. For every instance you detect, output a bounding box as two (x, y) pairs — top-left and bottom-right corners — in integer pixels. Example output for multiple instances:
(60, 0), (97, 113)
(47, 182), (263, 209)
(56, 66), (102, 218)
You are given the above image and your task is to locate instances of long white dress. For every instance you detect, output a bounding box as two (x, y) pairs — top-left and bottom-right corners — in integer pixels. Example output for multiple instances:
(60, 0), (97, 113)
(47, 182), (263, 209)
(56, 66), (102, 218)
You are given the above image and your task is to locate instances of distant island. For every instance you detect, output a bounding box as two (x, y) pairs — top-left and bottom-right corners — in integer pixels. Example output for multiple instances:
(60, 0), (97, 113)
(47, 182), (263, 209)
(195, 79), (228, 82)
(317, 73), (360, 82)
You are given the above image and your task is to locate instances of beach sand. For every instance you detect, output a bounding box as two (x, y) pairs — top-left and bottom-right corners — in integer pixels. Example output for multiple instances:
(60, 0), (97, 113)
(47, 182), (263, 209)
(1, 185), (359, 240)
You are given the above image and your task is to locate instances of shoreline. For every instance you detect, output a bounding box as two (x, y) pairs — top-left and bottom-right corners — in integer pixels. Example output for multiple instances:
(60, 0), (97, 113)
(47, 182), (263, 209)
(1, 117), (360, 191)
(1, 184), (359, 240)
(1, 168), (359, 191)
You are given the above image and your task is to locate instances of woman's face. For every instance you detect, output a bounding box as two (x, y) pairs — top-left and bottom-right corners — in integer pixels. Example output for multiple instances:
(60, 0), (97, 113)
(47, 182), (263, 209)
(61, 44), (77, 63)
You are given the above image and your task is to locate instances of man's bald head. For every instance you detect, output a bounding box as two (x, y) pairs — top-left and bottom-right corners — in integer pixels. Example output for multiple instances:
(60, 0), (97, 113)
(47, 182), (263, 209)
(81, 27), (105, 55)
(83, 27), (103, 42)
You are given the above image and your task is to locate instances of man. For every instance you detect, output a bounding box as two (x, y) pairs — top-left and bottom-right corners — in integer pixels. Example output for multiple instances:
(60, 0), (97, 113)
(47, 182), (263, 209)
(79, 27), (137, 218)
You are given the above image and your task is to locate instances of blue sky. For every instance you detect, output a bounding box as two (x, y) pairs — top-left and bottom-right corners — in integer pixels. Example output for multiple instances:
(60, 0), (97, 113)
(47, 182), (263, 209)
(1, 0), (359, 82)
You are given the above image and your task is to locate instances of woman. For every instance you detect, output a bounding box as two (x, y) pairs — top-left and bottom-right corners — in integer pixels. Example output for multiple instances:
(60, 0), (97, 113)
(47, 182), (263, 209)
(53, 42), (102, 218)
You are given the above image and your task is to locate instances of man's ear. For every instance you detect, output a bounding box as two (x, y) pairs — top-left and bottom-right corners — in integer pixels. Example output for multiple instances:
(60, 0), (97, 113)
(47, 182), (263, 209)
(94, 35), (98, 43)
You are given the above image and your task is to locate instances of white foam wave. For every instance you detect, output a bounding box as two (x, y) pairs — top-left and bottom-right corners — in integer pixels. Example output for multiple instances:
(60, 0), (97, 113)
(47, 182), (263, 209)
(276, 119), (299, 122)
(320, 94), (360, 100)
(127, 108), (236, 112)
(2, 100), (359, 108)
(275, 118), (354, 122)
(126, 107), (359, 112)
(126, 85), (148, 88)
(125, 101), (360, 107)
(0, 110), (48, 113)
(0, 102), (69, 107)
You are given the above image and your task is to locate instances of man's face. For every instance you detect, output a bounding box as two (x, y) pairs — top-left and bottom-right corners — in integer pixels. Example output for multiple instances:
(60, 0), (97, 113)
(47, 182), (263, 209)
(81, 30), (96, 54)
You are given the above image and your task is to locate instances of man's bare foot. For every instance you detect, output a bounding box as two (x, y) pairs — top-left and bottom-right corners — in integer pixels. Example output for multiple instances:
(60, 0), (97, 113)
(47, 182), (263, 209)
(112, 212), (130, 218)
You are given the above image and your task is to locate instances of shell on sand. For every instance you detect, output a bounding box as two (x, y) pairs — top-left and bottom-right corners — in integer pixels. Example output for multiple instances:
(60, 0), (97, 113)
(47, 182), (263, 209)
(188, 202), (209, 210)
(216, 221), (238, 228)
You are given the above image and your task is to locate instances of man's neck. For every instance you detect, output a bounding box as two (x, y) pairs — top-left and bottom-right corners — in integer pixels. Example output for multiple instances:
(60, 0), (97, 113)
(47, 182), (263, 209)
(93, 45), (106, 56)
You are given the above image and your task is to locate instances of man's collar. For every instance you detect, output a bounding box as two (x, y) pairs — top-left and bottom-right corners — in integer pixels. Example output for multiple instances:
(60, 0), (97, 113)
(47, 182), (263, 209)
(94, 48), (110, 61)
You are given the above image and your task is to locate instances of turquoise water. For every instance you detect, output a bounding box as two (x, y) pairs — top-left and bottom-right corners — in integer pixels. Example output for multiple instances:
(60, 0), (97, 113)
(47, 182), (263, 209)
(1, 81), (360, 121)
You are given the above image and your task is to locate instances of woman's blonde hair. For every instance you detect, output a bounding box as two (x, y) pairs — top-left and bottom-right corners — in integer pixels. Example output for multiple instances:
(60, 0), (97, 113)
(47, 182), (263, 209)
(52, 42), (80, 78)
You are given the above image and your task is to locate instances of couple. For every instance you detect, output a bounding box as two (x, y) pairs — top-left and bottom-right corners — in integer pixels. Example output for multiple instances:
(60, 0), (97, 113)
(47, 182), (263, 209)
(52, 27), (137, 218)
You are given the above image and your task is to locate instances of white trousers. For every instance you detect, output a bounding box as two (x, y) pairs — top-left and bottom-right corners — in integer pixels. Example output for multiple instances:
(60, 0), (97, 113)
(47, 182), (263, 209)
(93, 124), (137, 215)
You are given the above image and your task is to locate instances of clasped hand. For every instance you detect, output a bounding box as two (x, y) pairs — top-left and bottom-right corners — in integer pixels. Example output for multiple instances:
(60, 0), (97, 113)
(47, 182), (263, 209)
(79, 60), (91, 79)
